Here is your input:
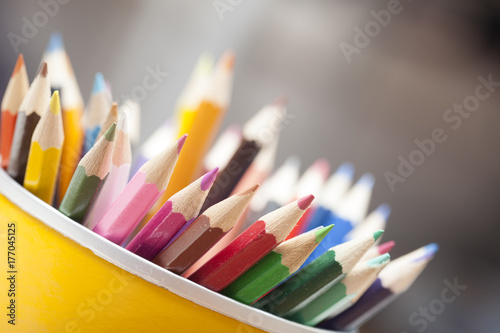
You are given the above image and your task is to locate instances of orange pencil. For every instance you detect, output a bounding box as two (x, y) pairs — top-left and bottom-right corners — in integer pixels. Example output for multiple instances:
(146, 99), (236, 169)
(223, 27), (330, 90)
(143, 52), (235, 224)
(0, 54), (29, 169)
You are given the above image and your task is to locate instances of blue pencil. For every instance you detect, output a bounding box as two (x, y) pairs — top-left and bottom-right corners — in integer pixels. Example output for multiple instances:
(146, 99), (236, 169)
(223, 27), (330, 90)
(306, 162), (354, 232)
(301, 173), (375, 268)
(82, 72), (109, 154)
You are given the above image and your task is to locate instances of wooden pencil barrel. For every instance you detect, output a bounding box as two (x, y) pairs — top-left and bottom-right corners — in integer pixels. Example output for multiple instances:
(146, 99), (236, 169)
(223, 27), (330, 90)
(0, 169), (347, 333)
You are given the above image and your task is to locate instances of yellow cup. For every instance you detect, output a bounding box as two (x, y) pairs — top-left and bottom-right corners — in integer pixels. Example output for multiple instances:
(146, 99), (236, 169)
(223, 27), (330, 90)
(0, 169), (342, 333)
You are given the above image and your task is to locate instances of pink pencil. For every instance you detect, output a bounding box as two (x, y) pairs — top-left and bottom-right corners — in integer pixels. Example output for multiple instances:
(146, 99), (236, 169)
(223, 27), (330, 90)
(126, 168), (218, 260)
(84, 111), (131, 229)
(92, 135), (187, 245)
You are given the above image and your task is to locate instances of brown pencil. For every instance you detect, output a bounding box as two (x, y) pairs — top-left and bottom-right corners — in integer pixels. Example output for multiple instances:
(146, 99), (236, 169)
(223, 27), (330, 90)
(199, 100), (285, 213)
(153, 184), (258, 274)
(8, 63), (50, 183)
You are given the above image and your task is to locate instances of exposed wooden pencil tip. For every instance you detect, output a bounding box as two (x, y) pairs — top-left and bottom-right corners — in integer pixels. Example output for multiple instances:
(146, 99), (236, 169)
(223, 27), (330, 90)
(238, 184), (259, 196)
(103, 123), (117, 141)
(110, 102), (118, 116)
(38, 62), (48, 78)
(297, 194), (314, 210)
(378, 241), (396, 255)
(201, 167), (219, 191)
(50, 91), (61, 115)
(177, 134), (187, 154)
(13, 54), (25, 76)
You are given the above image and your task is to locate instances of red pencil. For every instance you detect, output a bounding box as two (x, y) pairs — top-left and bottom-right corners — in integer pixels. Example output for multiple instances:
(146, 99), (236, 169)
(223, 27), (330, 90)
(188, 194), (314, 292)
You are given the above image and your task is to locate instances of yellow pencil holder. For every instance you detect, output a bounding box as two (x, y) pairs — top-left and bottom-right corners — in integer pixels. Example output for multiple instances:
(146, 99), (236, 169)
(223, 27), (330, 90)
(0, 169), (344, 333)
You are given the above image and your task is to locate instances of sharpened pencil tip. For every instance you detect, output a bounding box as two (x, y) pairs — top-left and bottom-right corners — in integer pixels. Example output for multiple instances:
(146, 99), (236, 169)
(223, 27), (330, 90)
(177, 134), (187, 154)
(50, 91), (61, 115)
(38, 62), (48, 78)
(238, 184), (259, 196)
(103, 122), (117, 141)
(425, 243), (439, 255)
(46, 32), (64, 53)
(312, 159), (330, 179)
(12, 54), (25, 77)
(298, 194), (314, 210)
(378, 240), (396, 254)
(117, 109), (128, 132)
(357, 173), (375, 189)
(201, 167), (218, 191)
(92, 72), (106, 94)
(376, 204), (391, 220)
(315, 224), (334, 243)
(367, 253), (391, 267)
(220, 51), (235, 70)
(373, 230), (384, 241)
(336, 162), (354, 179)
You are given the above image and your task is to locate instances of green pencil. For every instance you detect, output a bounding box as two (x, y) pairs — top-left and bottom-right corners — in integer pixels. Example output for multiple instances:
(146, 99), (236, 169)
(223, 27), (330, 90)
(253, 230), (384, 317)
(59, 123), (116, 223)
(222, 225), (333, 305)
(287, 253), (390, 326)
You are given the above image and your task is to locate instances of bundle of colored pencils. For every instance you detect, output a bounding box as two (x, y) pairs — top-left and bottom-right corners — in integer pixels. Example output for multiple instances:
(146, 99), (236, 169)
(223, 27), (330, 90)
(0, 32), (438, 330)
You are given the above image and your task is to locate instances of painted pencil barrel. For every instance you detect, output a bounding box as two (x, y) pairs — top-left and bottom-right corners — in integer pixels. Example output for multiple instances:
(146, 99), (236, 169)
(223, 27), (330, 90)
(24, 143), (62, 204)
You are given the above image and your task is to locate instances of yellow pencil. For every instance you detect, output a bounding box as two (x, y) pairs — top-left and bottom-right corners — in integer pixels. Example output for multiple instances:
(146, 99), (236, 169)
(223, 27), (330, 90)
(143, 52), (234, 223)
(24, 91), (64, 204)
(42, 33), (85, 205)
(175, 53), (214, 136)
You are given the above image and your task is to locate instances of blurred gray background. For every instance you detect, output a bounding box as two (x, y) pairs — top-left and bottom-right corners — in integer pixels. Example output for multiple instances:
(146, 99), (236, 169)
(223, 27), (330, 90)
(1, 1), (499, 332)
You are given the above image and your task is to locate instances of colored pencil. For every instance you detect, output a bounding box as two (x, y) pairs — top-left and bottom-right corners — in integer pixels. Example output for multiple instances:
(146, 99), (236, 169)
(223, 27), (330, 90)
(43, 33), (85, 205)
(92, 135), (186, 245)
(84, 111), (131, 229)
(302, 173), (375, 267)
(118, 99), (141, 146)
(346, 204), (391, 241)
(126, 168), (219, 260)
(59, 123), (116, 223)
(130, 118), (175, 176)
(0, 54), (29, 169)
(146, 52), (235, 224)
(24, 91), (64, 204)
(199, 100), (285, 213)
(247, 156), (301, 225)
(175, 53), (214, 136)
(253, 230), (384, 317)
(306, 162), (354, 232)
(188, 194), (314, 292)
(8, 62), (50, 184)
(321, 243), (439, 331)
(95, 102), (118, 143)
(153, 184), (258, 274)
(222, 225), (333, 305)
(82, 72), (110, 155)
(286, 158), (330, 240)
(288, 253), (390, 326)
(360, 240), (395, 262)
(183, 140), (279, 278)
(203, 124), (242, 173)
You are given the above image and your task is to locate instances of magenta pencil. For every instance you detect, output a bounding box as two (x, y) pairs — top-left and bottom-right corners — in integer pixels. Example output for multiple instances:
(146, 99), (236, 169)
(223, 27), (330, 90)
(92, 135), (186, 245)
(126, 168), (218, 260)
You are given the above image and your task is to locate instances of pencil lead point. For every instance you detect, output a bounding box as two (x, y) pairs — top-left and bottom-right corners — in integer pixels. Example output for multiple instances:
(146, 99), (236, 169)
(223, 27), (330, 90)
(177, 134), (187, 153)
(373, 230), (384, 241)
(201, 167), (219, 191)
(298, 194), (314, 210)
